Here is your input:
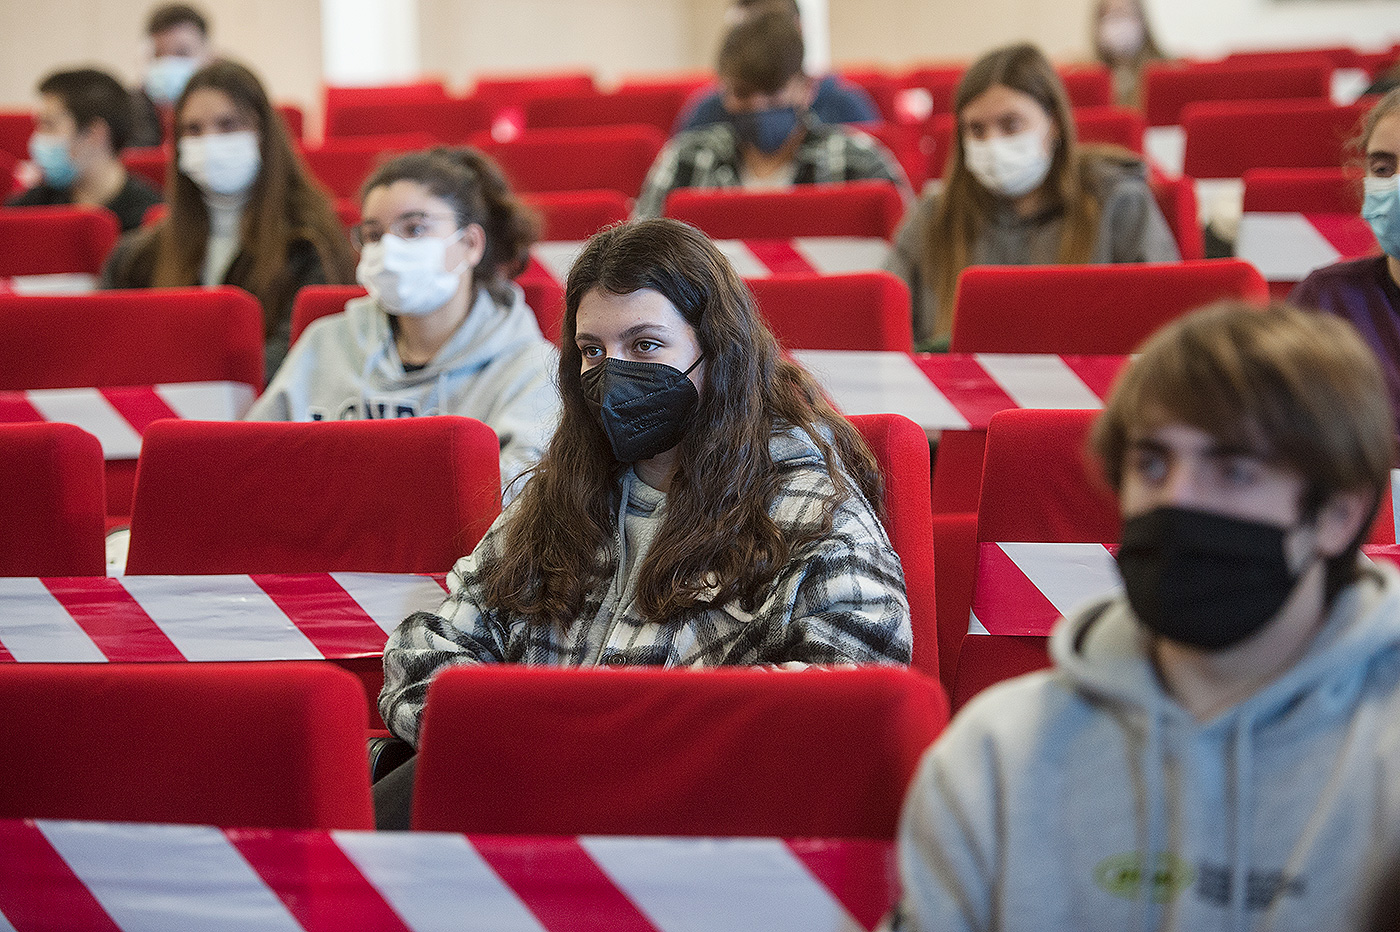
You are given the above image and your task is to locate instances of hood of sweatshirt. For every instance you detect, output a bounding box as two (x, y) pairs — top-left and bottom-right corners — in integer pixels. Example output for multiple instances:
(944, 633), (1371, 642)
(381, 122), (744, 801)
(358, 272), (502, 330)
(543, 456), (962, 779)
(1047, 556), (1400, 929)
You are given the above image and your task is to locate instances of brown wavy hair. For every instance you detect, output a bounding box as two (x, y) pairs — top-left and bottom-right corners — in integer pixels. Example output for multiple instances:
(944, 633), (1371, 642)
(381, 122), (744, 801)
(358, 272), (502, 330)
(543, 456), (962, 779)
(476, 218), (884, 628)
(921, 43), (1106, 342)
(150, 59), (355, 335)
(358, 147), (541, 307)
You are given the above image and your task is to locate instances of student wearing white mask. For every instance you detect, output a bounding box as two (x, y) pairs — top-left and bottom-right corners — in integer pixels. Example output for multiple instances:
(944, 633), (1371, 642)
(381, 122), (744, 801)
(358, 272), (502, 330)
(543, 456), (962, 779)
(244, 148), (560, 504)
(129, 3), (214, 148)
(102, 59), (356, 381)
(1091, 0), (1165, 109)
(6, 68), (161, 232)
(1291, 89), (1400, 438)
(885, 43), (1177, 351)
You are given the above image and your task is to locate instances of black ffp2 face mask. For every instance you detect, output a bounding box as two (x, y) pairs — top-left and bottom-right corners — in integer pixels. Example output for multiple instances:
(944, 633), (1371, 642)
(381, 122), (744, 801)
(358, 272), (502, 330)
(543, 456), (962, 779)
(1115, 506), (1307, 651)
(580, 356), (703, 463)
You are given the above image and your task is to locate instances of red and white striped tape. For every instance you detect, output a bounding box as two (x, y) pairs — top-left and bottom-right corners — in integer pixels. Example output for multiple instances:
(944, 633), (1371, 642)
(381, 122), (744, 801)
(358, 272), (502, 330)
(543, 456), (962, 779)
(0, 573), (448, 664)
(970, 542), (1400, 637)
(0, 272), (99, 295)
(791, 350), (1128, 432)
(0, 381), (256, 460)
(1236, 212), (1378, 283)
(0, 820), (894, 932)
(529, 236), (892, 286)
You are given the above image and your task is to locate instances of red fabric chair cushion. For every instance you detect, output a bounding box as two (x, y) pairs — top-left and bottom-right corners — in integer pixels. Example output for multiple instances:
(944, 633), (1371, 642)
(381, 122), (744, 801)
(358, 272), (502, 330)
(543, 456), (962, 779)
(1143, 60), (1331, 127)
(0, 206), (120, 277)
(126, 417), (501, 575)
(0, 662), (373, 829)
(748, 271), (913, 351)
(522, 189), (630, 240)
(1182, 99), (1370, 179)
(413, 665), (949, 838)
(663, 179), (906, 240)
(471, 125), (665, 198)
(1242, 166), (1365, 214)
(951, 634), (1051, 710)
(524, 87), (690, 136)
(0, 423), (105, 576)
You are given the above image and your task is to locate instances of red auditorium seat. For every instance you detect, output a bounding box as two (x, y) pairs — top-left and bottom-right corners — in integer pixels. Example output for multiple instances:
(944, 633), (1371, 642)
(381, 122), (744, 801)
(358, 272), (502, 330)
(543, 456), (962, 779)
(524, 86), (691, 136)
(1142, 59), (1332, 127)
(0, 662), (373, 830)
(412, 665), (949, 837)
(0, 423), (105, 576)
(663, 179), (906, 240)
(838, 67), (901, 122)
(276, 103), (305, 141)
(1242, 166), (1364, 215)
(0, 205), (119, 277)
(1149, 171), (1205, 260)
(471, 71), (596, 108)
(324, 97), (496, 143)
(0, 149), (16, 200)
(126, 416), (501, 576)
(949, 408), (1111, 708)
(324, 80), (450, 111)
(521, 188), (630, 240)
(1182, 98), (1370, 180)
(858, 121), (927, 191)
(0, 110), (34, 161)
(0, 287), (264, 524)
(747, 271), (912, 351)
(850, 413), (939, 681)
(299, 133), (437, 198)
(121, 146), (169, 191)
(471, 125), (665, 199)
(616, 72), (714, 97)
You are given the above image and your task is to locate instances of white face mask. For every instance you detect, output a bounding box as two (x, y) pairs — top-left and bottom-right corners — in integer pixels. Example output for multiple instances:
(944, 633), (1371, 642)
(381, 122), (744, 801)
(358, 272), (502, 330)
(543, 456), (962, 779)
(1098, 14), (1146, 59)
(178, 130), (261, 197)
(963, 128), (1054, 200)
(145, 55), (201, 105)
(356, 231), (467, 317)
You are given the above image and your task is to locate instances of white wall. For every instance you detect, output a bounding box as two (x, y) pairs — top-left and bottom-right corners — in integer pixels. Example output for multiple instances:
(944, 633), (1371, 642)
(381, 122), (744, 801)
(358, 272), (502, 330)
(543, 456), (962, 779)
(1147, 0), (1400, 60)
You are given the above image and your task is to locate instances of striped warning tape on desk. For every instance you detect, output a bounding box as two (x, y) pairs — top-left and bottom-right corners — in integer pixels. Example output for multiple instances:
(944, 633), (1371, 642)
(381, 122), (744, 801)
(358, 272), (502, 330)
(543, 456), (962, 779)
(1236, 211), (1378, 283)
(790, 350), (1129, 432)
(0, 820), (894, 932)
(0, 573), (448, 663)
(969, 541), (1400, 637)
(0, 381), (256, 460)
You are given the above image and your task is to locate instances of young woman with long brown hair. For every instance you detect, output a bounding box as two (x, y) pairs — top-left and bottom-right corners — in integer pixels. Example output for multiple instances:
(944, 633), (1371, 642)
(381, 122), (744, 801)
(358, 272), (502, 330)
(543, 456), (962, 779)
(100, 59), (355, 380)
(885, 43), (1178, 351)
(378, 218), (912, 748)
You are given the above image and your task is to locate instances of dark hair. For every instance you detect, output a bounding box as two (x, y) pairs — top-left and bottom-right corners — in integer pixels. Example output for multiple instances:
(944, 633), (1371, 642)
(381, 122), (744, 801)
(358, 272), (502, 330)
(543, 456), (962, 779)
(152, 59), (355, 335)
(37, 68), (134, 153)
(359, 147), (541, 307)
(1092, 301), (1394, 600)
(717, 8), (806, 97)
(734, 0), (801, 16)
(476, 218), (884, 628)
(147, 3), (208, 37)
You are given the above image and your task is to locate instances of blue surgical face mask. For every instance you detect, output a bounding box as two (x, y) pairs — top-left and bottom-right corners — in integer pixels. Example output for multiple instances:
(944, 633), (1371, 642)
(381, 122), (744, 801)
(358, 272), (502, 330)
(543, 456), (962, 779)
(28, 133), (76, 188)
(1363, 175), (1400, 259)
(732, 105), (800, 155)
(145, 55), (201, 105)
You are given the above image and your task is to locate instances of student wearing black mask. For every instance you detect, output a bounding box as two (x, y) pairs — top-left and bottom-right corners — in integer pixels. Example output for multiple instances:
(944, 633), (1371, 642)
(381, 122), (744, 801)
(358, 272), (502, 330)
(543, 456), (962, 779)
(372, 219), (912, 827)
(894, 302), (1400, 932)
(632, 8), (909, 219)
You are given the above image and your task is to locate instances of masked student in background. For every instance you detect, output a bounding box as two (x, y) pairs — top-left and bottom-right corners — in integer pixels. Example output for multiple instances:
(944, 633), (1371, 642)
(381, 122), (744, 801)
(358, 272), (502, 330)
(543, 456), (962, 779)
(100, 59), (356, 382)
(631, 8), (909, 219)
(371, 218), (913, 827)
(1091, 0), (1165, 110)
(1290, 89), (1400, 440)
(7, 68), (161, 232)
(884, 42), (1178, 352)
(245, 147), (560, 505)
(129, 3), (214, 148)
(893, 302), (1400, 932)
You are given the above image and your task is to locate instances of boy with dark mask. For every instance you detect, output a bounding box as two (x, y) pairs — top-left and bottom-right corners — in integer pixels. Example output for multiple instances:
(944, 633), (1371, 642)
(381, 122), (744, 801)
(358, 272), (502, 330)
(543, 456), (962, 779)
(894, 302), (1400, 932)
(632, 8), (908, 219)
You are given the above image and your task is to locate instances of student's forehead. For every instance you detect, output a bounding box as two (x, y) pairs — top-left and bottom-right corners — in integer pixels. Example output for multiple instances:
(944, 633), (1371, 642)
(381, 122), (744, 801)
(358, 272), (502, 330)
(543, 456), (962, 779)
(361, 181), (452, 219)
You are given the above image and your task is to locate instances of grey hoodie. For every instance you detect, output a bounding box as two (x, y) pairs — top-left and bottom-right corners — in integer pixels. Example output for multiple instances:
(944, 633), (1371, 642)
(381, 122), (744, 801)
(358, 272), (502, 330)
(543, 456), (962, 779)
(896, 559), (1400, 932)
(246, 284), (560, 502)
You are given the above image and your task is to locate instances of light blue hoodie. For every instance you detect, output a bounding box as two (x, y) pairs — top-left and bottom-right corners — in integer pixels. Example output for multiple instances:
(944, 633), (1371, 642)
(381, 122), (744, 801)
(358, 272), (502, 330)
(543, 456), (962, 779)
(246, 284), (559, 503)
(896, 559), (1400, 932)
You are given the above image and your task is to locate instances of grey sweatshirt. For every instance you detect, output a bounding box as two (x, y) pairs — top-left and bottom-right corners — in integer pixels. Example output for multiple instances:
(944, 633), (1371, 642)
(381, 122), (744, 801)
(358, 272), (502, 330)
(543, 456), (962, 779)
(885, 154), (1180, 348)
(245, 284), (560, 503)
(896, 559), (1400, 932)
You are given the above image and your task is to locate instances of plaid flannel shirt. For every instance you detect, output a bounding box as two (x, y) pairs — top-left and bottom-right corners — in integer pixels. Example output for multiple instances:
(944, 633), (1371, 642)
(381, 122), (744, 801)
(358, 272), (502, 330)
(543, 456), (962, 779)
(380, 429), (912, 745)
(632, 114), (911, 219)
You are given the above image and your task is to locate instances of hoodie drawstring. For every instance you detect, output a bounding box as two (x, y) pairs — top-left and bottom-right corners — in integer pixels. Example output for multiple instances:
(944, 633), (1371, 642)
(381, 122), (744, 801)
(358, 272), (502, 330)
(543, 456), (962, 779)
(1140, 704), (1167, 932)
(1229, 715), (1256, 932)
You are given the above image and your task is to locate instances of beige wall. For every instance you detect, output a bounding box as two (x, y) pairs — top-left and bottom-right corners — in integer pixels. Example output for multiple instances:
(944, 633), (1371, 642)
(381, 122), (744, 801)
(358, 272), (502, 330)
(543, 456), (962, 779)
(0, 0), (323, 120)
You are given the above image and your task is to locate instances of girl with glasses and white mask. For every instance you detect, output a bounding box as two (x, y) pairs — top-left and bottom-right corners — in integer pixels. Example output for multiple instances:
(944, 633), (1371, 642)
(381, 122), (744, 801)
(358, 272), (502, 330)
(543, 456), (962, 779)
(885, 43), (1178, 352)
(100, 59), (356, 381)
(245, 147), (560, 504)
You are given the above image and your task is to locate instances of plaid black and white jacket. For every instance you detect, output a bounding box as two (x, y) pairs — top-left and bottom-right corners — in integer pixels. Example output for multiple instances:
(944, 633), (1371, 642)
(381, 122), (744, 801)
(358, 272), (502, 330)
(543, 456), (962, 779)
(632, 113), (911, 220)
(380, 429), (912, 745)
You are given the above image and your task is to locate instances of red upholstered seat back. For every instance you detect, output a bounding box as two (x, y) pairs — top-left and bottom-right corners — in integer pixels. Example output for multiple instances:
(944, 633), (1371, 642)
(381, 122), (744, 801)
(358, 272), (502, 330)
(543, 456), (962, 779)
(663, 180), (906, 240)
(471, 125), (665, 198)
(126, 417), (501, 575)
(325, 97), (496, 144)
(850, 413), (939, 680)
(524, 87), (691, 136)
(1142, 59), (1331, 127)
(1182, 99), (1371, 179)
(1241, 166), (1364, 214)
(748, 271), (912, 351)
(0, 423), (105, 576)
(0, 662), (373, 829)
(299, 133), (438, 198)
(413, 665), (949, 837)
(522, 188), (630, 240)
(290, 284), (367, 345)
(0, 205), (119, 277)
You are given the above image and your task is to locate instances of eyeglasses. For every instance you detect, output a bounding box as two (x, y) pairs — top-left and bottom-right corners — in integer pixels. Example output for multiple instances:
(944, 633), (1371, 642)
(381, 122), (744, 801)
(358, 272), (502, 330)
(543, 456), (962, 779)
(350, 211), (460, 249)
